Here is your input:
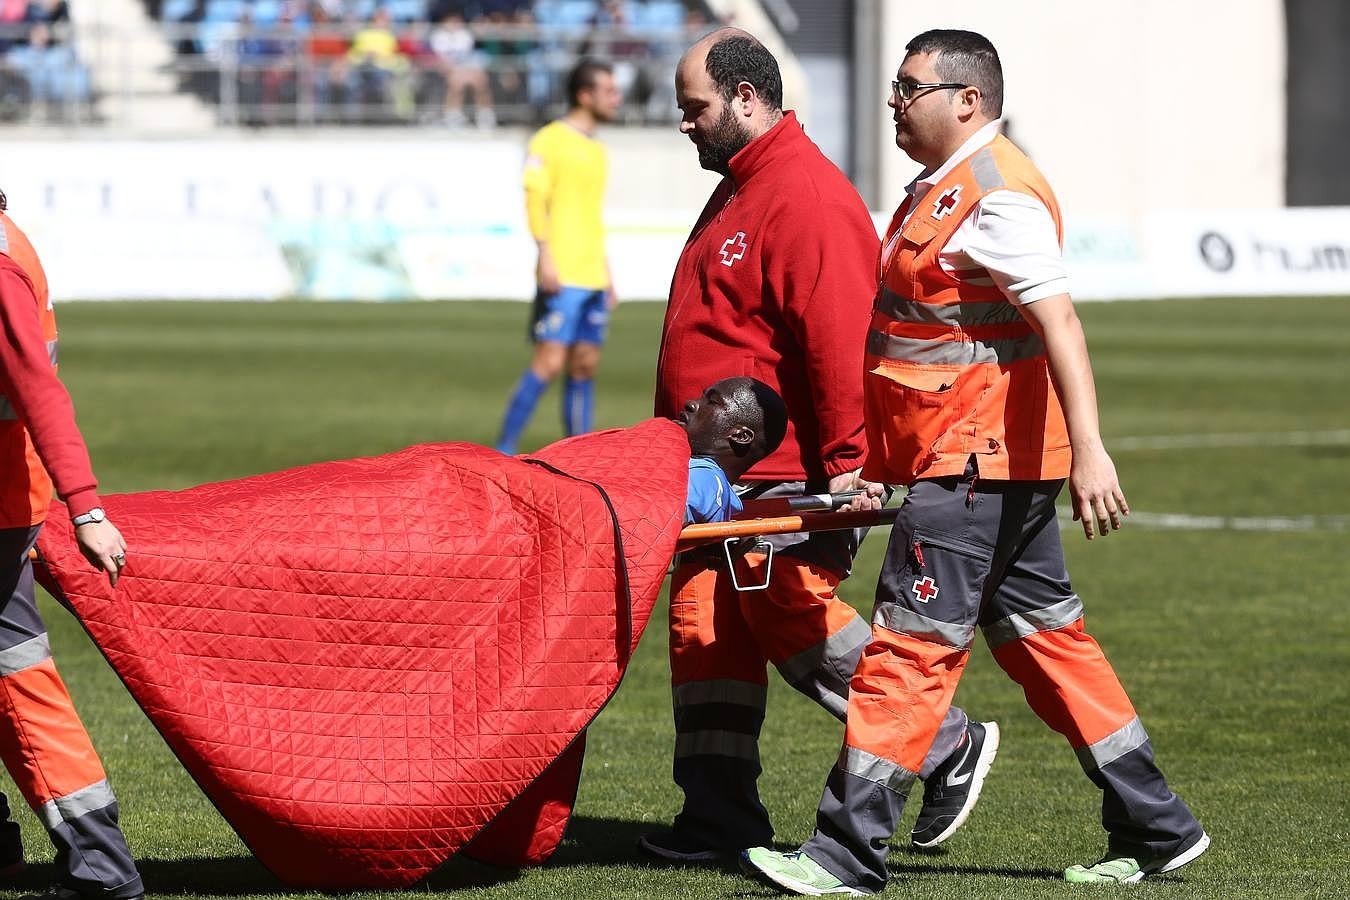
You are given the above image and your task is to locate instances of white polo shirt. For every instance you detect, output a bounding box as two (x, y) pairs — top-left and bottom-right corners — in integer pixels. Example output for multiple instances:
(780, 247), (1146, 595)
(897, 120), (1069, 305)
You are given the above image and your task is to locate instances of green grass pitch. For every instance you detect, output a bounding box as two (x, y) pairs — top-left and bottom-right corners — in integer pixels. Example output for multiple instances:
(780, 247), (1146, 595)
(9, 297), (1349, 899)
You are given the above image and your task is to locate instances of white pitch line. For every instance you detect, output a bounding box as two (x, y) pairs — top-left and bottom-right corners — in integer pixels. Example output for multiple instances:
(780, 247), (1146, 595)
(1056, 509), (1350, 533)
(1111, 429), (1350, 451)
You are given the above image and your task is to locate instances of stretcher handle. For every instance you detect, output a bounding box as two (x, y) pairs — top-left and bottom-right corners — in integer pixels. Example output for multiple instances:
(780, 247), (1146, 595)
(739, 489), (866, 518)
(677, 506), (900, 550)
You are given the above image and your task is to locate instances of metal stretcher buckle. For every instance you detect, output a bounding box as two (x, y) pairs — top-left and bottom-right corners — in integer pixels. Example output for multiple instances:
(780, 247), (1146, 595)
(723, 537), (773, 592)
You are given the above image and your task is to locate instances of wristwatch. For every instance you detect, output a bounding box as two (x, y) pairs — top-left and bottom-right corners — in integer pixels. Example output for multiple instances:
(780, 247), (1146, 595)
(71, 507), (106, 527)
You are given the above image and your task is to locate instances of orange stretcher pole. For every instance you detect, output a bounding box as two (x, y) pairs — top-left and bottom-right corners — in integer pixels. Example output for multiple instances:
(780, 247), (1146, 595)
(676, 506), (900, 550)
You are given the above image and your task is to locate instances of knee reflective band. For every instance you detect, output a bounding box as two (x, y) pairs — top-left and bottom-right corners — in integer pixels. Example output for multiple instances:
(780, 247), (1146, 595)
(0, 643), (111, 819)
(843, 626), (969, 777)
(981, 595), (1085, 649)
(990, 619), (1138, 750)
(672, 679), (767, 763)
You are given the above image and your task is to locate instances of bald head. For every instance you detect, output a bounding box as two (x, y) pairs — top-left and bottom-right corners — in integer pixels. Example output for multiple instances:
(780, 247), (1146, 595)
(679, 28), (783, 111)
(675, 28), (784, 174)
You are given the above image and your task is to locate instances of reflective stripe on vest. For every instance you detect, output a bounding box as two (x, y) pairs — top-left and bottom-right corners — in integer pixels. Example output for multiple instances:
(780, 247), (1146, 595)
(862, 134), (1070, 485)
(0, 212), (58, 528)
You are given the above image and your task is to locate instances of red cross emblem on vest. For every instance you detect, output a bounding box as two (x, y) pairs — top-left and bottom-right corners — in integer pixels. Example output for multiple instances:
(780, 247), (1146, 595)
(719, 231), (748, 267)
(931, 185), (963, 221)
(912, 575), (939, 604)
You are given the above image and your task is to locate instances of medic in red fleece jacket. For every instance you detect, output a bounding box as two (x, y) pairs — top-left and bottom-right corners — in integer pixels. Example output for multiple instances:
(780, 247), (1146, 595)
(654, 111), (880, 485)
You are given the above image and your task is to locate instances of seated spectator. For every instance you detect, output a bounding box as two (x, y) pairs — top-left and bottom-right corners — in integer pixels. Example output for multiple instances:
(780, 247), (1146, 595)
(0, 0), (27, 54)
(345, 6), (413, 120)
(303, 1), (349, 119)
(427, 10), (493, 128)
(237, 6), (300, 124)
(24, 0), (68, 29)
(582, 0), (647, 117)
(7, 20), (88, 116)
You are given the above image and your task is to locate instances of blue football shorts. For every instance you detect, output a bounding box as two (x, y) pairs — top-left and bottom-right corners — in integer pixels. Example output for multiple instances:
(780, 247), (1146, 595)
(531, 285), (609, 346)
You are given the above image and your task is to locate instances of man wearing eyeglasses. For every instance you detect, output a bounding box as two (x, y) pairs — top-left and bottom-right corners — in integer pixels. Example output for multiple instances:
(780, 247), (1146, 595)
(639, 27), (992, 868)
(741, 29), (1208, 897)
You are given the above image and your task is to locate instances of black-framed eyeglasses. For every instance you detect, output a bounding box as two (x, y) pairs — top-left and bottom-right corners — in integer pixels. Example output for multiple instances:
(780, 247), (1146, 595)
(891, 80), (969, 102)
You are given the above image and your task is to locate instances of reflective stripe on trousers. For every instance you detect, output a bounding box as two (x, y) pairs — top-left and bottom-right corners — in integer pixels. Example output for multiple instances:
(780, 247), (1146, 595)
(802, 469), (1202, 893)
(0, 526), (142, 899)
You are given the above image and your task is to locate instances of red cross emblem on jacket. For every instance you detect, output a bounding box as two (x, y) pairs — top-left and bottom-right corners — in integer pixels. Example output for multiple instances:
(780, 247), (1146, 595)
(912, 575), (939, 604)
(931, 185), (963, 220)
(719, 231), (748, 267)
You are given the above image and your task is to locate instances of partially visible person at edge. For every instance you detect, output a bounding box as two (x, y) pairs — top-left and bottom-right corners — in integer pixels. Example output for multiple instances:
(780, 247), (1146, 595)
(741, 29), (1208, 897)
(637, 28), (996, 865)
(495, 58), (623, 455)
(0, 189), (144, 900)
(679, 377), (787, 525)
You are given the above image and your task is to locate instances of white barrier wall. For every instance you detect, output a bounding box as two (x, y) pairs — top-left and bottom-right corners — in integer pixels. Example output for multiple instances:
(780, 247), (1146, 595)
(6, 139), (1347, 302)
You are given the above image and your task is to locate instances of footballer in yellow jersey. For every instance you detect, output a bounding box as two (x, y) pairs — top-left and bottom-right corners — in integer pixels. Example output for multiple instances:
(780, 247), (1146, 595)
(496, 59), (622, 455)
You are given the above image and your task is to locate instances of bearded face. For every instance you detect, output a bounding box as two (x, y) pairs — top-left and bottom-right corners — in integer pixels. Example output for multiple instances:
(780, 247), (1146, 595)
(695, 100), (753, 174)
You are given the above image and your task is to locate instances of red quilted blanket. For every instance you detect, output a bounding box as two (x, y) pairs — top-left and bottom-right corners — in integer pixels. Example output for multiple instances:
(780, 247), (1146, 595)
(34, 419), (689, 889)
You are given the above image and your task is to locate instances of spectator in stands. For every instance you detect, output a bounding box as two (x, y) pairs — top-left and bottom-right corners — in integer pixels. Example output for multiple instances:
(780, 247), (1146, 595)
(582, 0), (647, 117)
(238, 6), (300, 124)
(509, 7), (552, 120)
(0, 0), (29, 55)
(7, 20), (88, 117)
(24, 0), (68, 31)
(427, 9), (493, 128)
(345, 6), (413, 120)
(304, 1), (350, 120)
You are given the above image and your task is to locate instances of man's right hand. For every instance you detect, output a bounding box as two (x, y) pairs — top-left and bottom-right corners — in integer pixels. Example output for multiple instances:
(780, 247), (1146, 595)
(536, 247), (561, 294)
(74, 518), (128, 586)
(828, 469), (887, 511)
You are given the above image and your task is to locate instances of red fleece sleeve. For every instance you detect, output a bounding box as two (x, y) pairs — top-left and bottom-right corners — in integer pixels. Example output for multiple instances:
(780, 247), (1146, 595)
(765, 197), (877, 478)
(0, 256), (100, 515)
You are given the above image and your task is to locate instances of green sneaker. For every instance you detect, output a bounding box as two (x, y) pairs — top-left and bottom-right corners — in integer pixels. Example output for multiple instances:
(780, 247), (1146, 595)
(1065, 856), (1143, 884)
(740, 847), (869, 897)
(1065, 832), (1211, 884)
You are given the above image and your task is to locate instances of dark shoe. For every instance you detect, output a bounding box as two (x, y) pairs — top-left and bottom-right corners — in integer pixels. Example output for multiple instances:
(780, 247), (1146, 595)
(0, 820), (21, 877)
(19, 889), (143, 900)
(912, 720), (1000, 848)
(637, 829), (728, 864)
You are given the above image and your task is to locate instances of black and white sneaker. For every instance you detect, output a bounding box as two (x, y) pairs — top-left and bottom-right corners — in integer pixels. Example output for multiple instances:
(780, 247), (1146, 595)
(911, 720), (1000, 848)
(637, 830), (728, 864)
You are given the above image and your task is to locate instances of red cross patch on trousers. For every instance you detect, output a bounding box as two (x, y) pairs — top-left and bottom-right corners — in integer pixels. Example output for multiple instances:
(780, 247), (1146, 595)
(912, 575), (939, 604)
(931, 185), (963, 220)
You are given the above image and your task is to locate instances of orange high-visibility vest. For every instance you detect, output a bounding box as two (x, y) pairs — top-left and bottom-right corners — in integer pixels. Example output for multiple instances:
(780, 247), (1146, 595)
(862, 134), (1071, 486)
(0, 212), (57, 527)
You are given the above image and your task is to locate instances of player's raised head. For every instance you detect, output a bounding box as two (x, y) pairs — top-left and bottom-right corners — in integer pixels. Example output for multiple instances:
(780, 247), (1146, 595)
(677, 377), (786, 475)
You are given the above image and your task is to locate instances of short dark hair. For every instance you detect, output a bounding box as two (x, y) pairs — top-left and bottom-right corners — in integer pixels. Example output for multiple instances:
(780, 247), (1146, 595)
(704, 34), (783, 111)
(905, 29), (1003, 118)
(742, 378), (787, 457)
(567, 58), (613, 107)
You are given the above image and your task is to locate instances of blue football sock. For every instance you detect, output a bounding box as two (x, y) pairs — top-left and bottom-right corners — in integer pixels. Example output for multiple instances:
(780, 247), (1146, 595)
(497, 369), (548, 454)
(563, 376), (594, 437)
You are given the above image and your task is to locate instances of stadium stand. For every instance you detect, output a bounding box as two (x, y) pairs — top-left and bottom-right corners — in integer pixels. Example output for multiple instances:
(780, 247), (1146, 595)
(0, 0), (93, 122)
(149, 0), (713, 126)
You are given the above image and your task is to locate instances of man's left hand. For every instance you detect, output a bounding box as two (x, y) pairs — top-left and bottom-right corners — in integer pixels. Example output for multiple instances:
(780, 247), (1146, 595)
(1069, 446), (1129, 540)
(74, 517), (128, 586)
